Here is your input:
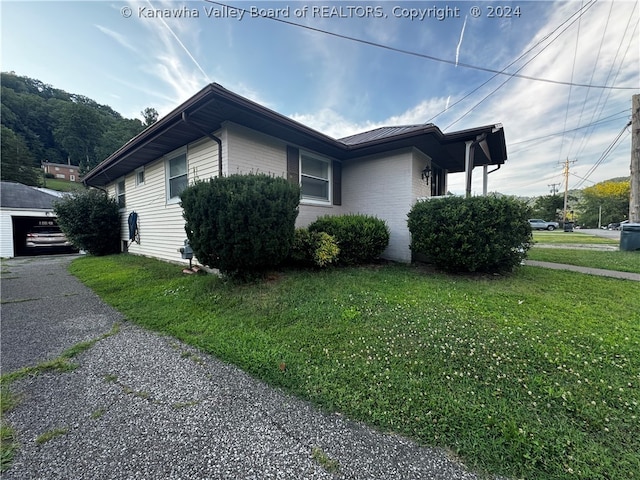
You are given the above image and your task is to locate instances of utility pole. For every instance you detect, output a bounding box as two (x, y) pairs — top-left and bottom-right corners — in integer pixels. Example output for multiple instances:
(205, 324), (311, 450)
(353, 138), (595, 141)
(562, 158), (576, 226)
(548, 183), (560, 196)
(630, 94), (640, 223)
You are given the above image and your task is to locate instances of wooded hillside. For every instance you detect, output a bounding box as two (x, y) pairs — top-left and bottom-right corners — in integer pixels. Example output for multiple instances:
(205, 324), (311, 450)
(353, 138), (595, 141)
(1, 72), (157, 185)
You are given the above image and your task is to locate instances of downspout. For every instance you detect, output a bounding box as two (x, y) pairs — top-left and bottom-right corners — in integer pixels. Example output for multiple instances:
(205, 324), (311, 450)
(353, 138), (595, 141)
(181, 112), (223, 177)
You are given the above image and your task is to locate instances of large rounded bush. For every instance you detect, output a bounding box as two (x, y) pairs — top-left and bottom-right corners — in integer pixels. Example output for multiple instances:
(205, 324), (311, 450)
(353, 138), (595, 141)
(407, 195), (532, 273)
(308, 214), (390, 265)
(180, 174), (300, 277)
(53, 189), (121, 256)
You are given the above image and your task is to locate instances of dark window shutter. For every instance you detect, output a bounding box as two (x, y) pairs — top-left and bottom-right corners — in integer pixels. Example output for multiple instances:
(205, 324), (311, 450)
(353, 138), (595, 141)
(332, 160), (342, 206)
(286, 146), (299, 185)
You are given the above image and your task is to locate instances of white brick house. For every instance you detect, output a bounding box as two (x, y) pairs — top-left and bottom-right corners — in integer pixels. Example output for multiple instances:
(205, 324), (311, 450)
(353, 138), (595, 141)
(83, 84), (507, 264)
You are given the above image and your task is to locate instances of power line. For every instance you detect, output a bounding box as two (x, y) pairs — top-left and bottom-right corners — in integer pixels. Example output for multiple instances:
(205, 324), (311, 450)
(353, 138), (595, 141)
(427, 0), (597, 125)
(572, 121), (632, 189)
(203, 0), (638, 91)
(440, 0), (598, 129)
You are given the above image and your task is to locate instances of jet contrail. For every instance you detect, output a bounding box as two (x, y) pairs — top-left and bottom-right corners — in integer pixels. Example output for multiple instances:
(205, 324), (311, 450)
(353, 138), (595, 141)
(455, 15), (468, 67)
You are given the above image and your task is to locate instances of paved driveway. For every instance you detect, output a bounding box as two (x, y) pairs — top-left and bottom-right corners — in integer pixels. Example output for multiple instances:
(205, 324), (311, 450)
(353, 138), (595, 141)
(1, 255), (487, 480)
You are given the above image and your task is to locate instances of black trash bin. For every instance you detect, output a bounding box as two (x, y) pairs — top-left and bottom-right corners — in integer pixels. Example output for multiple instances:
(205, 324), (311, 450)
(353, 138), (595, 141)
(563, 222), (574, 232)
(620, 223), (640, 251)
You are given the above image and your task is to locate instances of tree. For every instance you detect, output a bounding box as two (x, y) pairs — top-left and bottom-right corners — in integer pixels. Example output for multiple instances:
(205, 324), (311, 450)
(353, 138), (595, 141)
(53, 102), (103, 172)
(532, 195), (564, 221)
(95, 117), (144, 162)
(0, 125), (40, 185)
(579, 180), (630, 228)
(141, 107), (159, 127)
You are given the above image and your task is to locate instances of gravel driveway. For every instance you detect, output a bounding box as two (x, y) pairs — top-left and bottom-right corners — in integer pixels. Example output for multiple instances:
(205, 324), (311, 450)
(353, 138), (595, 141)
(1, 255), (489, 479)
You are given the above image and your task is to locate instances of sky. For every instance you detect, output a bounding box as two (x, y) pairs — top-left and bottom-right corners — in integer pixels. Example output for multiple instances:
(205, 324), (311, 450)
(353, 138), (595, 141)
(1, 0), (638, 197)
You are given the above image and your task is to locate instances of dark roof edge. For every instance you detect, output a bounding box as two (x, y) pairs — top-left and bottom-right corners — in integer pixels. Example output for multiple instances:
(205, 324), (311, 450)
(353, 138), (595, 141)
(83, 83), (344, 184)
(84, 83), (506, 184)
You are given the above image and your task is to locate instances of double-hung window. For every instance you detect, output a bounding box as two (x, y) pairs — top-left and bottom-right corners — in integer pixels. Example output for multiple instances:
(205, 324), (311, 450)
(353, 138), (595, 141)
(300, 152), (330, 202)
(135, 167), (145, 187)
(167, 152), (187, 201)
(116, 179), (125, 209)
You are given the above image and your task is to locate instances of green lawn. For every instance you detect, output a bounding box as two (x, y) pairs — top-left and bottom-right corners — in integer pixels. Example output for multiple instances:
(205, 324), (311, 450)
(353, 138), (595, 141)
(42, 178), (85, 192)
(68, 255), (640, 480)
(533, 231), (619, 245)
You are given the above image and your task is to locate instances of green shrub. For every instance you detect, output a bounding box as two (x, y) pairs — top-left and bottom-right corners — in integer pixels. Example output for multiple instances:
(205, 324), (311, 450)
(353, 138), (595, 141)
(290, 228), (340, 268)
(53, 189), (121, 256)
(180, 174), (300, 278)
(407, 195), (532, 273)
(308, 214), (390, 265)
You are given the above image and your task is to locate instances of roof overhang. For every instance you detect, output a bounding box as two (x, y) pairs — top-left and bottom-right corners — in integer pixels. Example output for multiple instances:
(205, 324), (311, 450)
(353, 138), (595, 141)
(83, 83), (507, 187)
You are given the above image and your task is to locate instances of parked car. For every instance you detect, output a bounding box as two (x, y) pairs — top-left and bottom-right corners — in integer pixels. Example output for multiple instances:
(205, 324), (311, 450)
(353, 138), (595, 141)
(25, 225), (74, 252)
(607, 222), (622, 230)
(528, 219), (560, 231)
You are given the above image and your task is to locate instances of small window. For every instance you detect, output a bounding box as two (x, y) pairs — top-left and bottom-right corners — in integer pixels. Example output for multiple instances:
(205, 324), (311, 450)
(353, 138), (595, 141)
(167, 153), (187, 200)
(300, 153), (330, 202)
(136, 168), (145, 186)
(116, 179), (126, 209)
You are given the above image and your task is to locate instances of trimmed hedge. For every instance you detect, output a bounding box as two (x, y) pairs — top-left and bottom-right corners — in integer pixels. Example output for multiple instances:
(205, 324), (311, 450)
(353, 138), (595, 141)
(180, 174), (300, 278)
(53, 189), (121, 256)
(308, 214), (390, 265)
(407, 195), (532, 273)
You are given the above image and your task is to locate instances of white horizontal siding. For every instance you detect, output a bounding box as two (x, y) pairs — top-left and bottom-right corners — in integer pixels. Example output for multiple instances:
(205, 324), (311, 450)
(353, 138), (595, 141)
(0, 211), (15, 257)
(108, 137), (219, 265)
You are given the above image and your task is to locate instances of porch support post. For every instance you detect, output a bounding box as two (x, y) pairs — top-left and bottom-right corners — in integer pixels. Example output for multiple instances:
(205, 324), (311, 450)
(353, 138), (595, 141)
(482, 164), (488, 196)
(465, 140), (474, 198)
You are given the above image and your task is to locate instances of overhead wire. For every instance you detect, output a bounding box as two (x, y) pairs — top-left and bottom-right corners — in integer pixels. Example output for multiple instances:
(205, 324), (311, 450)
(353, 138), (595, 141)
(557, 0), (584, 163)
(203, 0), (637, 91)
(572, 2), (639, 161)
(565, 0), (614, 157)
(571, 122), (632, 189)
(427, 0), (597, 127)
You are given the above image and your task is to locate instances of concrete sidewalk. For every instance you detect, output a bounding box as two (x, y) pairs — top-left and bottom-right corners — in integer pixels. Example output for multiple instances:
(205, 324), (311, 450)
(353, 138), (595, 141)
(1, 255), (486, 480)
(524, 260), (640, 281)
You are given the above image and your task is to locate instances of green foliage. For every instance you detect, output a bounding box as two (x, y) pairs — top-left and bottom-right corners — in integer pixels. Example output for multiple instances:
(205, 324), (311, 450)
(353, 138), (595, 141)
(53, 189), (121, 256)
(290, 228), (340, 268)
(532, 194), (566, 221)
(181, 174), (300, 278)
(1, 72), (146, 174)
(308, 214), (390, 265)
(0, 125), (40, 185)
(579, 179), (630, 228)
(408, 195), (532, 273)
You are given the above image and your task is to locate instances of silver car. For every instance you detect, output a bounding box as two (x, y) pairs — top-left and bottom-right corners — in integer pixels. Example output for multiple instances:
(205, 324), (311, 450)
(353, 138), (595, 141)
(25, 226), (73, 251)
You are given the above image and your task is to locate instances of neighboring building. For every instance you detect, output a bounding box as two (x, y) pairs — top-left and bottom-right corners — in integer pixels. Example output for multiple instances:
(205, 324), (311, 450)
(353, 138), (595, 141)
(42, 161), (81, 182)
(83, 83), (507, 265)
(0, 181), (64, 257)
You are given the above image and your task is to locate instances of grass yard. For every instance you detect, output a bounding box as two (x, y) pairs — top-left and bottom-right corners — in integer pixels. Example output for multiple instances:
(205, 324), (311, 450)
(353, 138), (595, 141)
(42, 178), (85, 192)
(69, 255), (640, 480)
(533, 231), (619, 245)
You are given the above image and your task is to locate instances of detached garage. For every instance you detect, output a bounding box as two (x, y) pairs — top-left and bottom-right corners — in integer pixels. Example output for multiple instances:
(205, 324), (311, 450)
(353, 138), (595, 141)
(0, 181), (71, 258)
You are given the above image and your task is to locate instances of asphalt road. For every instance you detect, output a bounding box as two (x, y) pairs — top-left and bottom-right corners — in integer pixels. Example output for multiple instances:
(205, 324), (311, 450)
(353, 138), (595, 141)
(578, 228), (621, 240)
(1, 255), (490, 480)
